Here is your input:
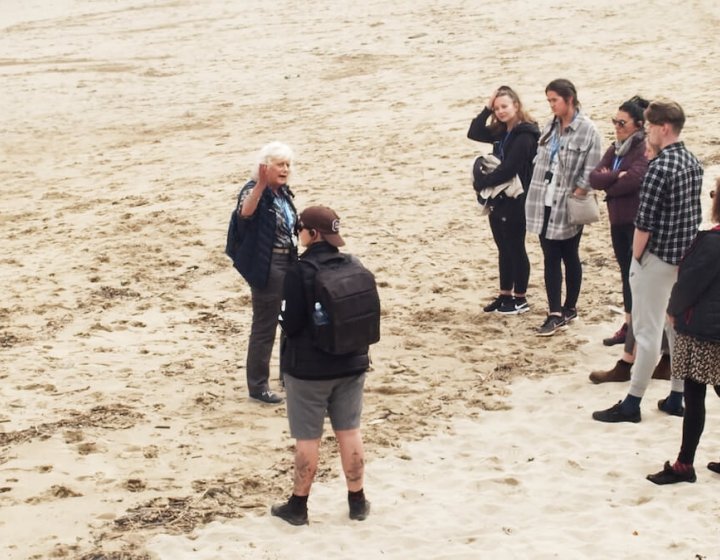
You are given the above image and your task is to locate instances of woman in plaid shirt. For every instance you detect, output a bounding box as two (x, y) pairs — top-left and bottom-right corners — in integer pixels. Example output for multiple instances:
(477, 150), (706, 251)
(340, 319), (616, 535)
(525, 79), (602, 336)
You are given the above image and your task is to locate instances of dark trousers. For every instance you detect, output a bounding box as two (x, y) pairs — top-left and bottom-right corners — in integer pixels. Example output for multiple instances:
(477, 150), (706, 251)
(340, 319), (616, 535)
(539, 206), (582, 314)
(247, 253), (292, 395)
(678, 378), (707, 465)
(489, 197), (530, 294)
(677, 381), (720, 464)
(610, 223), (634, 314)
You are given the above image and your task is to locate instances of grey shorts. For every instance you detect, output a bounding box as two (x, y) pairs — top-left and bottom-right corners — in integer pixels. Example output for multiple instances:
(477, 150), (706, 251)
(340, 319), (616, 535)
(284, 373), (366, 440)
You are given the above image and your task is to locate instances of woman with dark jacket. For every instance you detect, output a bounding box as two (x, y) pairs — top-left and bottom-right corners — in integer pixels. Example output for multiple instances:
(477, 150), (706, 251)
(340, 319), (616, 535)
(647, 178), (720, 485)
(468, 86), (540, 315)
(233, 141), (298, 405)
(589, 96), (650, 348)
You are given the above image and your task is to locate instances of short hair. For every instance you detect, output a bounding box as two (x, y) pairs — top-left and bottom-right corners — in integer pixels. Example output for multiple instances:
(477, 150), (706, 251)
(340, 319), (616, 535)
(619, 96), (650, 127)
(712, 177), (720, 224)
(545, 78), (580, 108)
(644, 100), (686, 134)
(251, 141), (294, 180)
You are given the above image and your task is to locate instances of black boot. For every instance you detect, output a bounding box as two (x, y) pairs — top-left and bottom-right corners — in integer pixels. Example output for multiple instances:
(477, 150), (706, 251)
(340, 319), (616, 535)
(271, 495), (308, 526)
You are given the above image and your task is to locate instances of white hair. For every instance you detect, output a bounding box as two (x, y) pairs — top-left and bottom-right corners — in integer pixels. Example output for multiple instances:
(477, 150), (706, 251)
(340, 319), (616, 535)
(250, 141), (294, 180)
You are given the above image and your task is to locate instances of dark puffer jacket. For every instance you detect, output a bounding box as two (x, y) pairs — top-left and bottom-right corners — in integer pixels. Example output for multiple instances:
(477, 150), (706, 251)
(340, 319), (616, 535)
(468, 107), (540, 192)
(667, 227), (720, 342)
(279, 241), (369, 380)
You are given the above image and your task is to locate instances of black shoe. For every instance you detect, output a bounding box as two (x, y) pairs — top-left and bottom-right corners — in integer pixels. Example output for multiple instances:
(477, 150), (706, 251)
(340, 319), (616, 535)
(271, 501), (309, 526)
(250, 390), (283, 404)
(647, 461), (696, 485)
(536, 314), (566, 337)
(483, 296), (509, 313)
(497, 297), (530, 315)
(562, 307), (578, 323)
(707, 462), (720, 475)
(657, 397), (684, 417)
(592, 401), (641, 423)
(349, 499), (371, 521)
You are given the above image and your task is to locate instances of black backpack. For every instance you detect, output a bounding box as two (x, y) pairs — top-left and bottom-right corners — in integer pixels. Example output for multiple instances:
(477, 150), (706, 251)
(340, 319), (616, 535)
(301, 253), (381, 355)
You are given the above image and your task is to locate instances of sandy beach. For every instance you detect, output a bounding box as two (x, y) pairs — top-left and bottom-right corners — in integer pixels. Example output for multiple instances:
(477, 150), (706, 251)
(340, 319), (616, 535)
(2, 1), (720, 558)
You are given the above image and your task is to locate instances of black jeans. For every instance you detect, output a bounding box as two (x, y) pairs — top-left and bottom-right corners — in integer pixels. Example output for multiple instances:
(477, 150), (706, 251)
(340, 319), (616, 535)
(610, 223), (634, 314)
(489, 197), (530, 294)
(246, 252), (292, 395)
(539, 206), (582, 314)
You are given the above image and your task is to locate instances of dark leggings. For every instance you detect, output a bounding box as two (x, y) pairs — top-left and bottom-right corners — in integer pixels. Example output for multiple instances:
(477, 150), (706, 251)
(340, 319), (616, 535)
(677, 379), (720, 465)
(489, 197), (530, 294)
(539, 206), (583, 313)
(610, 223), (634, 314)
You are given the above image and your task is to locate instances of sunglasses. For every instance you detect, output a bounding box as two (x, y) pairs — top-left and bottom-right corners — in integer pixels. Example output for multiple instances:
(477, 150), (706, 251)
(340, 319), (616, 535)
(294, 222), (316, 235)
(611, 118), (628, 128)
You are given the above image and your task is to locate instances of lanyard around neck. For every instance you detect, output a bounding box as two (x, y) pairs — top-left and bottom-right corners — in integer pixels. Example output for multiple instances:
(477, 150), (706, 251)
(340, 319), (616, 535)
(550, 111), (578, 163)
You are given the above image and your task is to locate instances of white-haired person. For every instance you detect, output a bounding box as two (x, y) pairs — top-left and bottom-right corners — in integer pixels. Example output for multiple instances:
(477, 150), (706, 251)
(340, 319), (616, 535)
(232, 141), (298, 404)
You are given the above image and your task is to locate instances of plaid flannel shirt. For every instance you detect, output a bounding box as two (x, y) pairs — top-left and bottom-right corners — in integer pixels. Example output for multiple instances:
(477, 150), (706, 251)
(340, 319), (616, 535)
(525, 111), (602, 240)
(634, 142), (703, 264)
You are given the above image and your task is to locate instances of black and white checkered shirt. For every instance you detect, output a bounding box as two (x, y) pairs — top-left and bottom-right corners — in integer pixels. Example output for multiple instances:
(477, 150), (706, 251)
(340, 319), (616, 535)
(635, 141), (703, 265)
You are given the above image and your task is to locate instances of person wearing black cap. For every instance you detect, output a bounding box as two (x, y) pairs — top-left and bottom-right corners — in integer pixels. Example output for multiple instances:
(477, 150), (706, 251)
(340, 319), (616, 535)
(271, 205), (371, 526)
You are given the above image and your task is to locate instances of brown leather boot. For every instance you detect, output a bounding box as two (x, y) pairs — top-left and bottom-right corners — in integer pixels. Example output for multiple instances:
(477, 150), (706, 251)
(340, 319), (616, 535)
(589, 359), (632, 384)
(651, 354), (671, 380)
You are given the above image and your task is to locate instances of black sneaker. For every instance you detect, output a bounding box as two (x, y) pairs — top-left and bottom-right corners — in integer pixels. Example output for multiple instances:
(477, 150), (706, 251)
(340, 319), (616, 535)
(250, 390), (283, 404)
(271, 501), (309, 526)
(647, 461), (696, 485)
(562, 307), (578, 323)
(536, 314), (566, 337)
(497, 297), (530, 315)
(483, 296), (509, 313)
(592, 401), (641, 423)
(349, 499), (371, 521)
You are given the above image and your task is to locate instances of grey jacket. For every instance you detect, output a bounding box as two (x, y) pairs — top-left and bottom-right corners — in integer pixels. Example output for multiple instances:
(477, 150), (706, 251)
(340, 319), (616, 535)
(525, 111), (602, 240)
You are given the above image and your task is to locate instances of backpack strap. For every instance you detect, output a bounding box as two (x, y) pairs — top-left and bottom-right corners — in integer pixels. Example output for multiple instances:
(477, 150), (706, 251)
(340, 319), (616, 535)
(297, 251), (348, 317)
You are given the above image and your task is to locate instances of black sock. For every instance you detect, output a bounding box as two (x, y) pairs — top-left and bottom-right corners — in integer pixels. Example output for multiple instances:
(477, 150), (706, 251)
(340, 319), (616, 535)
(348, 489), (365, 502)
(288, 494), (308, 510)
(621, 394), (641, 414)
(665, 390), (683, 410)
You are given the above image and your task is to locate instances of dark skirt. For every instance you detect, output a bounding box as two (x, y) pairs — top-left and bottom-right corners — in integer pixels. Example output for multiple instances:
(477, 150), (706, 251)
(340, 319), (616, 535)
(672, 333), (720, 385)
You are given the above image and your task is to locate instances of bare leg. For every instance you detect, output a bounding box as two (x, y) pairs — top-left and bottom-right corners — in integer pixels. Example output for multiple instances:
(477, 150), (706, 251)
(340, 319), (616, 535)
(336, 429), (365, 492)
(293, 439), (320, 496)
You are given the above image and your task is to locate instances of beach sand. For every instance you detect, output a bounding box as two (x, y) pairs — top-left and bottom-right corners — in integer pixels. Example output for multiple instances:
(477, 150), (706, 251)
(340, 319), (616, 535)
(2, 1), (720, 558)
